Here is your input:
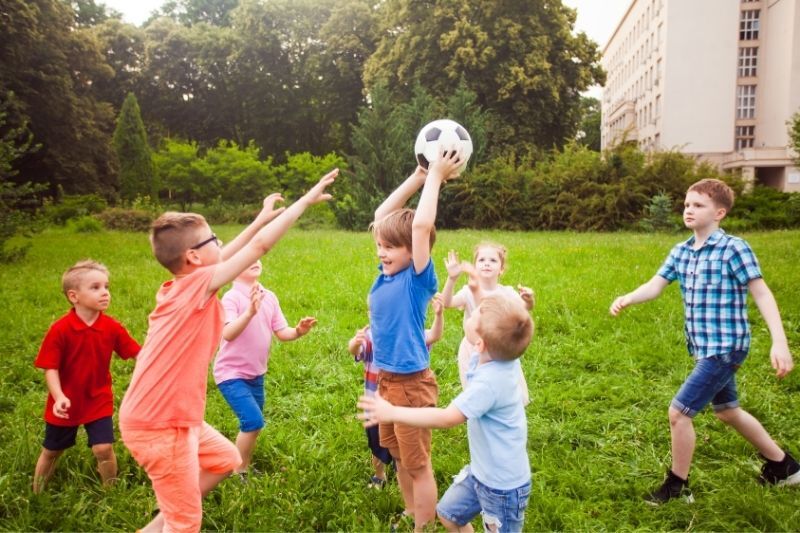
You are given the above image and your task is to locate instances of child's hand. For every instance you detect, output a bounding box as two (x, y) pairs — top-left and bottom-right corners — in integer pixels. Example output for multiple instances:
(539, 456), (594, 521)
(247, 285), (264, 317)
(770, 343), (793, 379)
(461, 262), (482, 302)
(301, 168), (338, 205)
(357, 392), (393, 427)
(52, 395), (70, 419)
(609, 295), (630, 316)
(431, 293), (444, 316)
(353, 326), (367, 346)
(256, 193), (286, 224)
(445, 250), (463, 280)
(412, 165), (428, 182)
(517, 285), (535, 309)
(429, 146), (463, 182)
(296, 317), (317, 336)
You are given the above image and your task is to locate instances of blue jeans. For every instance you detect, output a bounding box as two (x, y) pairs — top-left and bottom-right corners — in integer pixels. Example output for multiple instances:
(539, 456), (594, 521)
(217, 375), (266, 432)
(436, 466), (531, 533)
(671, 350), (748, 417)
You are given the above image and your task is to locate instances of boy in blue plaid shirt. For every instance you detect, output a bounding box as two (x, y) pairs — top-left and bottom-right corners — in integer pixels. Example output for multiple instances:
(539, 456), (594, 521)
(610, 178), (798, 504)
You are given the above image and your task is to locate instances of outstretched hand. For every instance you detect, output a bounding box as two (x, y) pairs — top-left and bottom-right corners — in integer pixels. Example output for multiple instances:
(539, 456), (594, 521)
(517, 284), (535, 309)
(429, 147), (463, 182)
(295, 316), (317, 336)
(257, 193), (286, 224)
(445, 250), (463, 280)
(357, 392), (392, 428)
(302, 168), (338, 205)
(609, 295), (630, 316)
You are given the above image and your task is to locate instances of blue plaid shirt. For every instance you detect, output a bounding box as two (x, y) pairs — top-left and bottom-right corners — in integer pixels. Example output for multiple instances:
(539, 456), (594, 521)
(657, 229), (762, 358)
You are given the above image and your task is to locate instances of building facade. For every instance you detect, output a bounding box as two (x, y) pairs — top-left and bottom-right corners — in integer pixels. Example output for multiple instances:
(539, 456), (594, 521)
(600, 0), (800, 192)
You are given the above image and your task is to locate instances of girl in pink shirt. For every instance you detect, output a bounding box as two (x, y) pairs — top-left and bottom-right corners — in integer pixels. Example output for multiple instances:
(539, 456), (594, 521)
(214, 259), (316, 478)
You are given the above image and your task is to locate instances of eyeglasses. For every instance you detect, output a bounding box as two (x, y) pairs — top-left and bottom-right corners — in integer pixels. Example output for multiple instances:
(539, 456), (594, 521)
(190, 233), (220, 250)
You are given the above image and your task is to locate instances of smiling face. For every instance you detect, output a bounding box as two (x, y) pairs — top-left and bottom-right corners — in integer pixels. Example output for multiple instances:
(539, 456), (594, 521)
(474, 246), (505, 282)
(375, 237), (413, 276)
(683, 190), (726, 231)
(67, 270), (110, 313)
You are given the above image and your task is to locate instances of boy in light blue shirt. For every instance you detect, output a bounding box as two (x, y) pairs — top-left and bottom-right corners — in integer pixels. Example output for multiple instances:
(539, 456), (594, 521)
(359, 272), (534, 533)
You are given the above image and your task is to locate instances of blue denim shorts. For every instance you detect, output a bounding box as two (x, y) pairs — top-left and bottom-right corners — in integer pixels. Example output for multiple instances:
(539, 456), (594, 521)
(671, 350), (748, 418)
(436, 466), (531, 533)
(217, 375), (266, 432)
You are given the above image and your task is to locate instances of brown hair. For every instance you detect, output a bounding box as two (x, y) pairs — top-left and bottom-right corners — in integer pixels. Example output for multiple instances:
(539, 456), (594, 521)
(476, 294), (533, 361)
(62, 260), (109, 301)
(370, 208), (436, 251)
(688, 179), (735, 212)
(473, 242), (508, 269)
(150, 212), (208, 273)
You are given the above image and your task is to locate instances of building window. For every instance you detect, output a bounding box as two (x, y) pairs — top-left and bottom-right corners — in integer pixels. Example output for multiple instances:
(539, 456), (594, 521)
(735, 125), (755, 150)
(740, 10), (760, 40)
(738, 47), (758, 77)
(737, 85), (756, 118)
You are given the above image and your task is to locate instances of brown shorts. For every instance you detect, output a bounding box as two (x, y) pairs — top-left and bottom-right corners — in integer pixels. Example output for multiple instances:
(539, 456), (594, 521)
(378, 368), (439, 471)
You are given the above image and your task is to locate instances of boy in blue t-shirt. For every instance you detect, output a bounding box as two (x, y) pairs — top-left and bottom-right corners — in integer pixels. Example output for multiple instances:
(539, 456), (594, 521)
(368, 148), (462, 529)
(359, 280), (534, 533)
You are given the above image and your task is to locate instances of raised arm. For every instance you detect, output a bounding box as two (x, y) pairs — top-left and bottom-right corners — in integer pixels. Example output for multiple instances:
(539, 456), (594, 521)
(221, 193), (285, 261)
(374, 167), (427, 224)
(609, 275), (669, 316)
(749, 278), (793, 378)
(424, 293), (444, 345)
(222, 285), (262, 342)
(441, 250), (467, 309)
(209, 169), (337, 293)
(358, 392), (465, 429)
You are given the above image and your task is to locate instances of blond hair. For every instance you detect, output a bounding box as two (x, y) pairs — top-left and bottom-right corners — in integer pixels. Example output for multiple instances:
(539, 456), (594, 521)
(473, 242), (508, 269)
(62, 260), (109, 301)
(150, 212), (208, 273)
(688, 179), (735, 212)
(370, 208), (436, 251)
(476, 294), (533, 361)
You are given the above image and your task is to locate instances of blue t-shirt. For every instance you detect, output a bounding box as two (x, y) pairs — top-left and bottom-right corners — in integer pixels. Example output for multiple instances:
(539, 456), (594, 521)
(368, 259), (437, 373)
(453, 354), (530, 490)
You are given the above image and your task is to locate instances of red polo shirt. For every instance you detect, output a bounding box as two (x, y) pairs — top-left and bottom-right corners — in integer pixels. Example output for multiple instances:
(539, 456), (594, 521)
(35, 308), (140, 426)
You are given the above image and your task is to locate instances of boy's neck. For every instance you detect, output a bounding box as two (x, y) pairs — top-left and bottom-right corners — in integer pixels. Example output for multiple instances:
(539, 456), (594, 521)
(479, 278), (500, 291)
(692, 223), (720, 249)
(235, 278), (258, 287)
(477, 350), (493, 366)
(73, 306), (100, 326)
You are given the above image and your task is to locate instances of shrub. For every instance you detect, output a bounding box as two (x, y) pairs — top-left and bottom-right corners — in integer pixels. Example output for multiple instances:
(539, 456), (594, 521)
(43, 193), (108, 225)
(69, 216), (103, 233)
(95, 208), (152, 232)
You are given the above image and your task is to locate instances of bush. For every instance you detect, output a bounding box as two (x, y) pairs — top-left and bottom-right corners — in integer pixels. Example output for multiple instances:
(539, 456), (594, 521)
(43, 193), (108, 225)
(69, 216), (103, 233)
(727, 187), (800, 230)
(95, 208), (152, 232)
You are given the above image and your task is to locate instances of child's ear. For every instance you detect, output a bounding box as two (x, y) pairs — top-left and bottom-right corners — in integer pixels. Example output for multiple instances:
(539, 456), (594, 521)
(715, 207), (728, 221)
(185, 248), (203, 266)
(66, 289), (78, 305)
(474, 336), (486, 354)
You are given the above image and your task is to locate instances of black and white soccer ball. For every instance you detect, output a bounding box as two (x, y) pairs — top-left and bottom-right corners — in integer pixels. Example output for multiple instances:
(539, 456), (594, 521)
(414, 119), (473, 174)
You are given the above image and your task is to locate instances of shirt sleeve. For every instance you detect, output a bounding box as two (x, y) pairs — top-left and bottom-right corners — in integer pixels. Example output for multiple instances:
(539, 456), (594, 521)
(267, 292), (289, 332)
(222, 291), (242, 324)
(413, 258), (438, 293)
(34, 324), (63, 370)
(728, 239), (762, 285)
(656, 245), (680, 282)
(114, 322), (142, 360)
(452, 376), (496, 419)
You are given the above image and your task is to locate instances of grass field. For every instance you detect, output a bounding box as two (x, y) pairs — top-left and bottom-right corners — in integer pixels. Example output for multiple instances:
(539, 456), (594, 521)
(0, 226), (798, 531)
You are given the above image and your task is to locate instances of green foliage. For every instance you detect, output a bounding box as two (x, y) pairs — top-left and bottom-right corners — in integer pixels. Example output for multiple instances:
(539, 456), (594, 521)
(725, 187), (800, 231)
(576, 96), (601, 151)
(42, 194), (108, 226)
(95, 208), (153, 232)
(638, 193), (680, 232)
(152, 138), (202, 210)
(68, 215), (104, 233)
(113, 93), (157, 202)
(790, 110), (800, 165)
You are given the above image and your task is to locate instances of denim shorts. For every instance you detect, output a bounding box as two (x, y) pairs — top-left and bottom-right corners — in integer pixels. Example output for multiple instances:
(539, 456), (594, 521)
(436, 466), (531, 533)
(671, 350), (748, 418)
(43, 416), (114, 450)
(217, 375), (266, 432)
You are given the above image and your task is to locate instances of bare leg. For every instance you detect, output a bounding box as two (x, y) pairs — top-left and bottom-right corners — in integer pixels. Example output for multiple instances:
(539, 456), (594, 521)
(234, 430), (261, 473)
(395, 459), (415, 517)
(715, 407), (784, 461)
(91, 443), (118, 486)
(407, 463), (437, 532)
(439, 514), (474, 532)
(669, 407), (695, 479)
(372, 455), (386, 481)
(33, 448), (63, 493)
(140, 512), (165, 533)
(200, 469), (231, 497)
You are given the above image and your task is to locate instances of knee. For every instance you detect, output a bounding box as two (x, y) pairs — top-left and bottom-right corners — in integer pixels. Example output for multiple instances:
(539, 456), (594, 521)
(405, 462), (432, 480)
(668, 407), (691, 428)
(40, 448), (63, 461)
(714, 407), (740, 425)
(91, 443), (115, 462)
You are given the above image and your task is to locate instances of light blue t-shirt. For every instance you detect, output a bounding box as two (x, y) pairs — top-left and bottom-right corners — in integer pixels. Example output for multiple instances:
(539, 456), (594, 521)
(453, 354), (530, 490)
(368, 259), (437, 373)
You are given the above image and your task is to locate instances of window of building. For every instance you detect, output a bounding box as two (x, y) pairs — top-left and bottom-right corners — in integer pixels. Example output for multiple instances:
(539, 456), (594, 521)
(655, 95), (661, 116)
(738, 47), (758, 77)
(736, 85), (756, 118)
(740, 10), (760, 40)
(735, 125), (755, 150)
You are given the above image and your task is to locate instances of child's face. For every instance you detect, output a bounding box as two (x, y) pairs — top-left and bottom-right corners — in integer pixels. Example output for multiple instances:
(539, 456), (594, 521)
(375, 237), (412, 276)
(683, 191), (726, 231)
(236, 260), (263, 283)
(474, 247), (504, 281)
(67, 270), (110, 313)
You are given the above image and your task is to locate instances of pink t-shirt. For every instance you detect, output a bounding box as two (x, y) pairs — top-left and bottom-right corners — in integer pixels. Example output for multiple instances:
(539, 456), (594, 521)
(213, 281), (288, 384)
(119, 266), (223, 430)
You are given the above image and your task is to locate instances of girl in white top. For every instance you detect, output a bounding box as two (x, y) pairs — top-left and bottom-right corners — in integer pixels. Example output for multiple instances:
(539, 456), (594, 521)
(442, 242), (533, 404)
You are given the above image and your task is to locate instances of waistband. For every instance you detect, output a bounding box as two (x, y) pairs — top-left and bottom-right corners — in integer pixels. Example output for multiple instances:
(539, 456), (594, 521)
(378, 367), (433, 381)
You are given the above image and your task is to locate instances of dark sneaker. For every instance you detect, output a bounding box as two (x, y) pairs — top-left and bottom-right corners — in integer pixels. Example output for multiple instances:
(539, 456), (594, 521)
(759, 451), (800, 486)
(645, 471), (694, 506)
(368, 475), (387, 489)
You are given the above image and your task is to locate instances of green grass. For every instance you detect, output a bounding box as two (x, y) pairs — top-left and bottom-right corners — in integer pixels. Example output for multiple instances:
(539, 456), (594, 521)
(1, 227), (799, 531)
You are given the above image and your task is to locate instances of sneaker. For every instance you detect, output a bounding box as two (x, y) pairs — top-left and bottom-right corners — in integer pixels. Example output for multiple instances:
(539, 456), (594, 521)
(389, 510), (413, 532)
(759, 451), (800, 486)
(368, 475), (386, 489)
(645, 471), (695, 506)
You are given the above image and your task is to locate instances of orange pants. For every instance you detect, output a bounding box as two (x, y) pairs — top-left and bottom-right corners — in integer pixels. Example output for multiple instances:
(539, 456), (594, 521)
(122, 422), (241, 532)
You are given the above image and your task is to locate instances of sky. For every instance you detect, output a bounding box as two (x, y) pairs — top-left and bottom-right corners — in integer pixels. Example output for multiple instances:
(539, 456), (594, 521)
(100, 0), (632, 96)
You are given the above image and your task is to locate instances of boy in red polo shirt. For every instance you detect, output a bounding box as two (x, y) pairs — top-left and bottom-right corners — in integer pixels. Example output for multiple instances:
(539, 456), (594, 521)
(33, 260), (141, 493)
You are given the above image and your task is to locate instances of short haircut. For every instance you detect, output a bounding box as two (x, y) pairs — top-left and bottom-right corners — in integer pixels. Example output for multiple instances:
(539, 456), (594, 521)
(62, 260), (109, 300)
(473, 242), (508, 269)
(371, 208), (436, 251)
(150, 212), (208, 273)
(476, 293), (533, 361)
(688, 178), (735, 212)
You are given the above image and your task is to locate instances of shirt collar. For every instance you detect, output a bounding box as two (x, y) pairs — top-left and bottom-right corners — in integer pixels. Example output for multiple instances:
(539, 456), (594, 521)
(232, 280), (262, 295)
(684, 228), (726, 250)
(67, 307), (104, 331)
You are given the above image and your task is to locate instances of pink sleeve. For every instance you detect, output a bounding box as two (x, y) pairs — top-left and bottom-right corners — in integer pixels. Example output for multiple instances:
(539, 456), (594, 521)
(222, 290), (243, 324)
(266, 292), (289, 332)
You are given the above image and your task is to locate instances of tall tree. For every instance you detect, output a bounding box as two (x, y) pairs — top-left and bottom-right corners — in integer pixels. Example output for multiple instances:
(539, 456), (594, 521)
(576, 96), (601, 151)
(790, 110), (800, 166)
(363, 0), (605, 151)
(113, 93), (156, 201)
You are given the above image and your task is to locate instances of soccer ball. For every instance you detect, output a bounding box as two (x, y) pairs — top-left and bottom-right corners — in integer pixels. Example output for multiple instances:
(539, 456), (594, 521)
(414, 119), (473, 174)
